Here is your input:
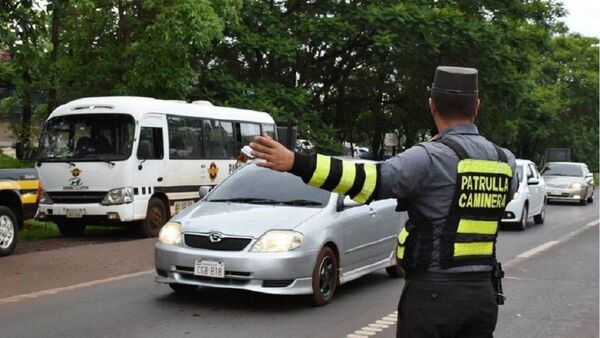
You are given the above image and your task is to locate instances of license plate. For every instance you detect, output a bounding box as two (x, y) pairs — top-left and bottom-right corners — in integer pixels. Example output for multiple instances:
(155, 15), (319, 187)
(194, 260), (225, 278)
(66, 209), (83, 218)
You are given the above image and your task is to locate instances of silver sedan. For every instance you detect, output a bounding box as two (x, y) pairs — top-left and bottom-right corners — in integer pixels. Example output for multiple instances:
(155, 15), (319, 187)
(155, 164), (404, 305)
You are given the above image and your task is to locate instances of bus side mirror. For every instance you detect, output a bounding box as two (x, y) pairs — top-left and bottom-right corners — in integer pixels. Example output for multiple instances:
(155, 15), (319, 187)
(199, 186), (213, 199)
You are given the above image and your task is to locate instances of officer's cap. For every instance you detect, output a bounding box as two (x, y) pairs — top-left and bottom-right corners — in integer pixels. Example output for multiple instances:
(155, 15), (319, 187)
(432, 66), (478, 94)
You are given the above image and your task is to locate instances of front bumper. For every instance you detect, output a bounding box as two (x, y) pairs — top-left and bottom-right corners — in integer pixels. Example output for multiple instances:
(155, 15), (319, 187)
(501, 200), (524, 222)
(37, 203), (136, 223)
(546, 187), (586, 202)
(155, 242), (319, 295)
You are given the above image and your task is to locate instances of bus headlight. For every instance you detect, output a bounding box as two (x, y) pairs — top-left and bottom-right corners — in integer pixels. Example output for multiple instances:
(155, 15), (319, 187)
(101, 187), (134, 205)
(250, 230), (303, 252)
(158, 222), (182, 245)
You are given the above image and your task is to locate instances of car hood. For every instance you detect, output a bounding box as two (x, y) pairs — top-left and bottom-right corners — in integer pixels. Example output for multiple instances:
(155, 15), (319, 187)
(176, 202), (324, 238)
(544, 176), (582, 186)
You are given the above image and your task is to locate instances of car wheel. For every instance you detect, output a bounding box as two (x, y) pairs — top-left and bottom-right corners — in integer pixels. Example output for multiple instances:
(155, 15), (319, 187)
(534, 200), (546, 225)
(587, 191), (594, 203)
(310, 246), (338, 306)
(169, 283), (198, 294)
(139, 197), (167, 237)
(0, 206), (18, 256)
(385, 265), (405, 279)
(56, 221), (86, 237)
(517, 205), (528, 231)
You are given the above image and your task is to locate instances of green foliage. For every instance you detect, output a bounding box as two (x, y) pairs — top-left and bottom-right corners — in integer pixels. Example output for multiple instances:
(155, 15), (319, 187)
(0, 0), (597, 166)
(0, 153), (34, 168)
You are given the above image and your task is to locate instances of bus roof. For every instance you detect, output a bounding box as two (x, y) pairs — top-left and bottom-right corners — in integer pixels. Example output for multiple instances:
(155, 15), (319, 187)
(49, 96), (275, 124)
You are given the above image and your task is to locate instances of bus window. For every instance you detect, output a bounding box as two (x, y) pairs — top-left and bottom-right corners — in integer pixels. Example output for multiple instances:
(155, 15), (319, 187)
(204, 120), (235, 159)
(239, 122), (261, 146)
(261, 123), (276, 139)
(137, 127), (164, 160)
(167, 116), (203, 159)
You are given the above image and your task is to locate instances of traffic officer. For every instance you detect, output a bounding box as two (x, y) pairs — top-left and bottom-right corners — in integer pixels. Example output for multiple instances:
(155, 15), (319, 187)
(249, 66), (518, 337)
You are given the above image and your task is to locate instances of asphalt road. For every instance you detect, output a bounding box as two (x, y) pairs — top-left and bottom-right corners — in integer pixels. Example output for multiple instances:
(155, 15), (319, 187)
(0, 198), (598, 338)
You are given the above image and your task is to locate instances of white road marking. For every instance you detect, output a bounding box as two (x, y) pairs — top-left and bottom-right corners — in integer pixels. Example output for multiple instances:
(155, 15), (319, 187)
(517, 241), (559, 258)
(345, 311), (398, 337)
(0, 270), (154, 306)
(505, 217), (599, 268)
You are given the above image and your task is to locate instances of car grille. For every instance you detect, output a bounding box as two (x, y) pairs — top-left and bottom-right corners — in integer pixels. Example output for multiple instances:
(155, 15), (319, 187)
(179, 273), (250, 286)
(184, 234), (252, 251)
(47, 191), (107, 204)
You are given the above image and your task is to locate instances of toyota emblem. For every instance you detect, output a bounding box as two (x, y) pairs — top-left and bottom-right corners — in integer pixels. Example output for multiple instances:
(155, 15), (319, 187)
(208, 232), (223, 243)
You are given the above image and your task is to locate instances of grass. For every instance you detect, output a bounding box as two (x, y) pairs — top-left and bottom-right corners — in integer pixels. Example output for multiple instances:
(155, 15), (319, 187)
(20, 219), (128, 241)
(0, 153), (35, 168)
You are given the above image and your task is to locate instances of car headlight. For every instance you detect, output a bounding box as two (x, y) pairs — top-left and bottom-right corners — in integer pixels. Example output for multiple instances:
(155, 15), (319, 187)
(570, 182), (583, 189)
(250, 230), (304, 252)
(158, 222), (182, 245)
(39, 189), (53, 204)
(101, 187), (134, 205)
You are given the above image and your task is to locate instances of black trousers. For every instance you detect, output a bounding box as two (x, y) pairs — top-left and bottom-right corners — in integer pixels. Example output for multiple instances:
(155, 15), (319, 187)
(397, 279), (498, 338)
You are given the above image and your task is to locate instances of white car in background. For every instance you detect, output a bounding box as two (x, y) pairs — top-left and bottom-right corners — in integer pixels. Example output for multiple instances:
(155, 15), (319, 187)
(502, 159), (546, 230)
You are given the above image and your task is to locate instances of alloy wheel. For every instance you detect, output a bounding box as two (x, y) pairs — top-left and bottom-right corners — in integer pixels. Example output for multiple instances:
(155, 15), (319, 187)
(0, 215), (15, 249)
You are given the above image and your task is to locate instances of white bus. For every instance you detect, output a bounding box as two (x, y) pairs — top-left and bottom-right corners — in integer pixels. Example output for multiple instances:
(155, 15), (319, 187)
(36, 96), (277, 237)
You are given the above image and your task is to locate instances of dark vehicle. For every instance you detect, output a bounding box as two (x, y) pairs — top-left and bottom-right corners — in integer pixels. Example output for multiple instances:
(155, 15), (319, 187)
(0, 169), (40, 256)
(543, 148), (571, 166)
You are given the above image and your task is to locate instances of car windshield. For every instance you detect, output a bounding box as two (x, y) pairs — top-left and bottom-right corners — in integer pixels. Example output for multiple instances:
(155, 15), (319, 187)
(206, 164), (331, 207)
(38, 114), (135, 162)
(541, 163), (583, 177)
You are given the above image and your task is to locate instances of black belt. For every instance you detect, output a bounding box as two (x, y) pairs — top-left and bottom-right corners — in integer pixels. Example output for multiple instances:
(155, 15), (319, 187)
(407, 271), (491, 281)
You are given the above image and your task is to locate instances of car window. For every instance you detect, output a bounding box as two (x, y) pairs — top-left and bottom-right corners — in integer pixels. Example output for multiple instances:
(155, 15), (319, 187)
(526, 164), (534, 180)
(541, 163), (583, 177)
(516, 165), (524, 183)
(206, 164), (331, 207)
(528, 164), (539, 179)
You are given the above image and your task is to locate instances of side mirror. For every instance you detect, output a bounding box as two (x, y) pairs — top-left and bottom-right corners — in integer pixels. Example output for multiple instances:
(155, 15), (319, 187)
(336, 195), (361, 211)
(199, 186), (213, 198)
(527, 178), (540, 185)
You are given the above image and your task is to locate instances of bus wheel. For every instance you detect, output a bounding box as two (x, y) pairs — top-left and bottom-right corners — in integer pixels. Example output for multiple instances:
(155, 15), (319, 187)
(139, 197), (167, 237)
(56, 221), (86, 237)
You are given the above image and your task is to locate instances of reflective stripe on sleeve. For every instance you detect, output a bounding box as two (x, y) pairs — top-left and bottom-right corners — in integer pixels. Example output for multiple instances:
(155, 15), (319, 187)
(457, 219), (498, 235)
(454, 242), (494, 257)
(352, 162), (377, 204)
(397, 228), (409, 245)
(333, 161), (357, 195)
(397, 245), (405, 259)
(308, 154), (331, 188)
(457, 159), (512, 177)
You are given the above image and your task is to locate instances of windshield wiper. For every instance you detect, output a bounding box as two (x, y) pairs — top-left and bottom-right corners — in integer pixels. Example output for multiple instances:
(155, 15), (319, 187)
(208, 197), (278, 204)
(276, 199), (323, 206)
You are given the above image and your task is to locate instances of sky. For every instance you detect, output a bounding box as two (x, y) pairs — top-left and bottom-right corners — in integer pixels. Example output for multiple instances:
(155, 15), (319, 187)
(559, 0), (600, 37)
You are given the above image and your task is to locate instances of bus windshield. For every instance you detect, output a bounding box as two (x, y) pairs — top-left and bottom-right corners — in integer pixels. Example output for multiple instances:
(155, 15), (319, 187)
(38, 114), (135, 162)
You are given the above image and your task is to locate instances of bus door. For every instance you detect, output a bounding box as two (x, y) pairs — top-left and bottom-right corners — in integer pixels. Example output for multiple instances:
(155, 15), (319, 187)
(134, 114), (167, 219)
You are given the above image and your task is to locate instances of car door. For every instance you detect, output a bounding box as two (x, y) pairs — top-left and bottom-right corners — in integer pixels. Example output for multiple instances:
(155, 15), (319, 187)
(527, 163), (543, 215)
(337, 196), (381, 273)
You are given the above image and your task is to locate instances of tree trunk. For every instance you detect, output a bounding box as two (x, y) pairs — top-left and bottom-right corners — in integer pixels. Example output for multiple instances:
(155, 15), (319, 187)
(47, 0), (65, 117)
(20, 68), (33, 158)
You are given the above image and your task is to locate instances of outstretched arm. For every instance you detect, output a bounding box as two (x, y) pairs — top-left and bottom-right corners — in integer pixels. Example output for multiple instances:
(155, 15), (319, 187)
(250, 134), (379, 204)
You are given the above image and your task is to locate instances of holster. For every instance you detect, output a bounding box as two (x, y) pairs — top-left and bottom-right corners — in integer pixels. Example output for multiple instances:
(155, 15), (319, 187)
(492, 262), (505, 305)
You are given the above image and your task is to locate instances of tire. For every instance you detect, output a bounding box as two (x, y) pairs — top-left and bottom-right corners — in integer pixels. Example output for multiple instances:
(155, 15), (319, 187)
(587, 190), (594, 203)
(385, 265), (405, 279)
(56, 221), (86, 237)
(0, 206), (18, 257)
(533, 200), (546, 225)
(139, 197), (168, 237)
(169, 283), (198, 294)
(309, 246), (338, 306)
(517, 205), (528, 231)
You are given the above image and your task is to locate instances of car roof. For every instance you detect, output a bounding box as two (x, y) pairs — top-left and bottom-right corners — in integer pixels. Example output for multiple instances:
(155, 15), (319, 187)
(545, 162), (585, 166)
(515, 159), (533, 165)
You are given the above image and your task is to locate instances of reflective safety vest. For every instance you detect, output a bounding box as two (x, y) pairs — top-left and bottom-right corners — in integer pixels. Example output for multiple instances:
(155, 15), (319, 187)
(396, 138), (513, 270)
